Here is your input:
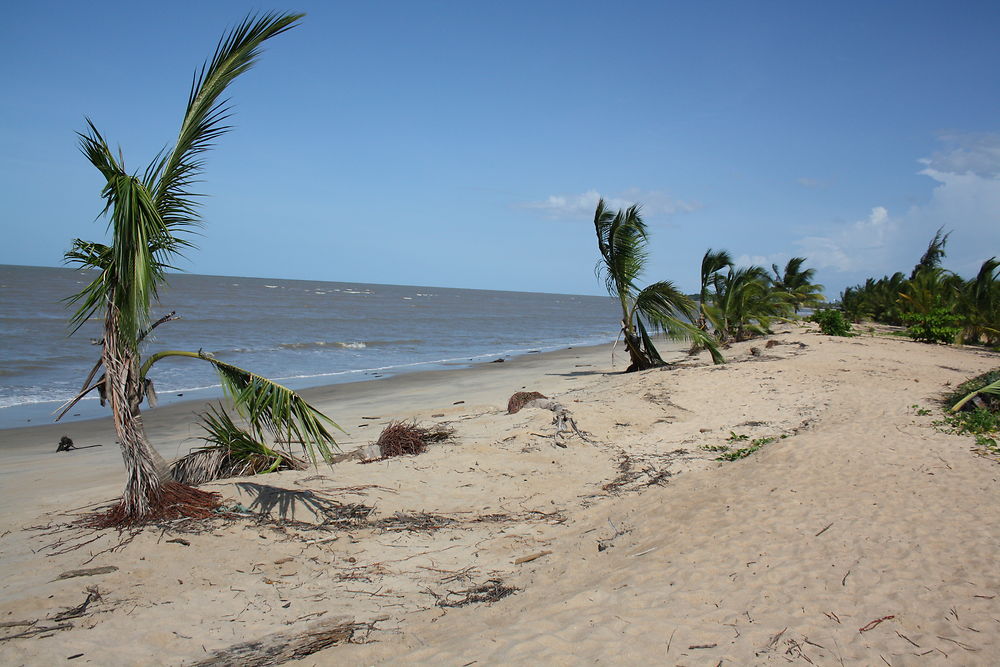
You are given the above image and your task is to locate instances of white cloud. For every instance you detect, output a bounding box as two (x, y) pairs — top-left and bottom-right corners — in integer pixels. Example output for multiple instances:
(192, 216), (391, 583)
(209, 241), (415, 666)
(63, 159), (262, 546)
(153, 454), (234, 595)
(734, 252), (789, 269)
(794, 206), (897, 273)
(789, 132), (1000, 287)
(522, 188), (699, 220)
(920, 131), (1000, 177)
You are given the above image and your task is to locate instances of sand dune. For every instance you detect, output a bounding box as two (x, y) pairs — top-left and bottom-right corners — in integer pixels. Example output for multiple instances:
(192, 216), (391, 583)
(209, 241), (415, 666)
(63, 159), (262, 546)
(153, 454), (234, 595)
(1, 324), (997, 665)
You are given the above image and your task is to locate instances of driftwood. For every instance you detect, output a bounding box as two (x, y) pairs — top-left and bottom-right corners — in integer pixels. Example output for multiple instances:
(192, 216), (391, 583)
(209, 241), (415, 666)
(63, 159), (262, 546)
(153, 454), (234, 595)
(187, 616), (377, 666)
(524, 398), (592, 444)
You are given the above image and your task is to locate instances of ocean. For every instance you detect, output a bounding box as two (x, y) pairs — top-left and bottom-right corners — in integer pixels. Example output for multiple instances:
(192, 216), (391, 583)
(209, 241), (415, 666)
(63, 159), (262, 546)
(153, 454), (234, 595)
(0, 265), (621, 429)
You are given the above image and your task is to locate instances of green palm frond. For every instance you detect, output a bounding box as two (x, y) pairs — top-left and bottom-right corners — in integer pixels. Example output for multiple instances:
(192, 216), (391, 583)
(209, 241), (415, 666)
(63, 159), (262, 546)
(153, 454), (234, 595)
(65, 239), (113, 271)
(210, 356), (341, 465)
(143, 350), (341, 464)
(171, 405), (308, 485)
(950, 378), (1000, 413)
(594, 199), (647, 298)
(148, 12), (304, 234)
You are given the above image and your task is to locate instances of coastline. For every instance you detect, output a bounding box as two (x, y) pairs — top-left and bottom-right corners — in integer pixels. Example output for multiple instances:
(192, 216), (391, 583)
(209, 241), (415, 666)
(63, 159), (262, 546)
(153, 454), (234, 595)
(0, 337), (666, 518)
(1, 325), (998, 664)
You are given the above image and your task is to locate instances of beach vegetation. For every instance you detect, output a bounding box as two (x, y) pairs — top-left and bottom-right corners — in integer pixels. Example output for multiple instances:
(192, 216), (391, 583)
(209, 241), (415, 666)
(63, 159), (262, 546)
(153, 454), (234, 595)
(716, 436), (776, 461)
(170, 406), (308, 486)
(809, 309), (853, 337)
(936, 368), (1000, 459)
(839, 230), (998, 347)
(59, 12), (340, 524)
(770, 257), (826, 313)
(593, 199), (723, 371)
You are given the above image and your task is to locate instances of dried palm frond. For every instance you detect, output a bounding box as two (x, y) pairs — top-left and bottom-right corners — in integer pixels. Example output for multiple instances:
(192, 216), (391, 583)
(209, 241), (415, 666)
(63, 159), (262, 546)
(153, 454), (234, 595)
(374, 421), (455, 459)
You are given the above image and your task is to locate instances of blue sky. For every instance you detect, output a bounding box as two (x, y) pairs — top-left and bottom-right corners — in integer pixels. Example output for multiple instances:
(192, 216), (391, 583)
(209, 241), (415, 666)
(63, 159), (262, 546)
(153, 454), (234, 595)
(2, 1), (998, 297)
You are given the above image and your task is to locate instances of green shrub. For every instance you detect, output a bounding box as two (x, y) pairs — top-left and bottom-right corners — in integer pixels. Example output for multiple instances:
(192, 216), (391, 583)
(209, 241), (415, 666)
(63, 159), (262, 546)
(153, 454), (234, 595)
(809, 309), (853, 336)
(901, 308), (962, 344)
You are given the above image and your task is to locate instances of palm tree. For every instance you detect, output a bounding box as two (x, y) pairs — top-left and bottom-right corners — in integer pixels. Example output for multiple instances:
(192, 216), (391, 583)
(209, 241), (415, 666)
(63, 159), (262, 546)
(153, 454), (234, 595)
(957, 257), (1000, 346)
(61, 12), (339, 524)
(910, 227), (951, 279)
(770, 257), (825, 313)
(697, 248), (733, 330)
(706, 265), (792, 343)
(593, 199), (722, 371)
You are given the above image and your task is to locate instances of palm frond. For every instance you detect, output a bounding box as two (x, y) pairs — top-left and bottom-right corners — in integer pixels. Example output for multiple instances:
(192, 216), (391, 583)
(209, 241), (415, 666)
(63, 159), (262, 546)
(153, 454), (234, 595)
(145, 350), (341, 464)
(148, 12), (303, 238)
(594, 200), (648, 299)
(66, 120), (169, 342)
(950, 378), (1000, 413)
(171, 405), (307, 485)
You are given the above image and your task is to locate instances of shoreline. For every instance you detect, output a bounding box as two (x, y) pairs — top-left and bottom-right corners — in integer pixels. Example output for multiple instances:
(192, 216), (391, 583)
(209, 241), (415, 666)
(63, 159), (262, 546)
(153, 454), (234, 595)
(0, 337), (633, 440)
(0, 337), (686, 518)
(0, 336), (624, 430)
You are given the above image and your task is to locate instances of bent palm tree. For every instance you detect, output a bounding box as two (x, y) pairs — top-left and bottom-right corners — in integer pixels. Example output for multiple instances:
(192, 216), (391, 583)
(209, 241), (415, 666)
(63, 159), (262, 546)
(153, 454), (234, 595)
(770, 257), (825, 313)
(62, 12), (338, 524)
(593, 199), (722, 371)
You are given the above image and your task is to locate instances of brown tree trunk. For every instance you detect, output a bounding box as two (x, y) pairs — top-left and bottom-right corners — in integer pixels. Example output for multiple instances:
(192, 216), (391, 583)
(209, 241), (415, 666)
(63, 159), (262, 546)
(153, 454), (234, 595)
(103, 307), (169, 521)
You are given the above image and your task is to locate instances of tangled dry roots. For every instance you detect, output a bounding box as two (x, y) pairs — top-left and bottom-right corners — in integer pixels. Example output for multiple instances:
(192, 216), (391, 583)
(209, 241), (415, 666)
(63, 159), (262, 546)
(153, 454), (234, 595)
(507, 391), (547, 414)
(82, 482), (223, 528)
(376, 421), (454, 459)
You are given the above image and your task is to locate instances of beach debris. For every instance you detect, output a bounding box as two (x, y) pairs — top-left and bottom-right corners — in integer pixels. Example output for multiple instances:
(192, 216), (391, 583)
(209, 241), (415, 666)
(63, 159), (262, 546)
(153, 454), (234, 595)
(508, 391), (591, 444)
(513, 550), (552, 565)
(750, 346), (762, 356)
(0, 621), (74, 642)
(814, 522), (834, 537)
(507, 391), (547, 414)
(430, 578), (516, 608)
(52, 587), (101, 621)
(188, 616), (381, 666)
(366, 420), (455, 460)
(57, 436), (75, 452)
(491, 358), (505, 363)
(858, 615), (895, 633)
(55, 566), (118, 581)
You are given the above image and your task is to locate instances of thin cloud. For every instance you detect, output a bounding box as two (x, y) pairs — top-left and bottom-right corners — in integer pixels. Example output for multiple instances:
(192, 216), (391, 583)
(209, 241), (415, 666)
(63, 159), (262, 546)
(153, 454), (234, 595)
(521, 188), (700, 220)
(794, 206), (897, 273)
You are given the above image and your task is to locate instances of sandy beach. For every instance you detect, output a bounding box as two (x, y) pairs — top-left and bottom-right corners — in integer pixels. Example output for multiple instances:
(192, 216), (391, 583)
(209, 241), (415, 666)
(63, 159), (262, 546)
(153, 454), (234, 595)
(1, 324), (998, 665)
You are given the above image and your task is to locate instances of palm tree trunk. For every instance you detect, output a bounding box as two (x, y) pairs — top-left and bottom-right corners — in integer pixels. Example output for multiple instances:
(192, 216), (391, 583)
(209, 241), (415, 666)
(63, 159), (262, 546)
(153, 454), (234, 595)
(103, 306), (168, 520)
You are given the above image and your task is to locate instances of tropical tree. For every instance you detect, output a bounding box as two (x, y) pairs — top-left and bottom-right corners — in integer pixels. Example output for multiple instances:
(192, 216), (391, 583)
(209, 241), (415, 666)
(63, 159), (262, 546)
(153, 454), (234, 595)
(957, 257), (1000, 346)
(910, 227), (951, 279)
(705, 264), (792, 343)
(697, 248), (733, 331)
(593, 199), (722, 371)
(770, 257), (825, 313)
(61, 12), (340, 525)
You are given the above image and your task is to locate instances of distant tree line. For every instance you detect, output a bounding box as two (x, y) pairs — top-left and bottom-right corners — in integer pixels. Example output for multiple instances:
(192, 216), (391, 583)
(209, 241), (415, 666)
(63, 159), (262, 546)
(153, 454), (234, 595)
(839, 229), (999, 346)
(592, 199), (825, 370)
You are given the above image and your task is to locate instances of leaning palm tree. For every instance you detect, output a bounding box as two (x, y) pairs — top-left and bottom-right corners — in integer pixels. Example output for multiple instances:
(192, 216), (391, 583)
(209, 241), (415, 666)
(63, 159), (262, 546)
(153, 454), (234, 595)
(60, 12), (339, 525)
(593, 199), (722, 371)
(770, 257), (825, 313)
(697, 248), (733, 331)
(706, 265), (792, 343)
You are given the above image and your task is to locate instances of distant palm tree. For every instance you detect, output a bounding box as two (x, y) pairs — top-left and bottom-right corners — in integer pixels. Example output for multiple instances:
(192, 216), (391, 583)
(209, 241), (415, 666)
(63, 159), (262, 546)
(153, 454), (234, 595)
(957, 257), (1000, 346)
(697, 248), (733, 330)
(62, 12), (339, 524)
(770, 257), (825, 313)
(706, 265), (791, 343)
(910, 227), (951, 279)
(593, 199), (722, 371)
